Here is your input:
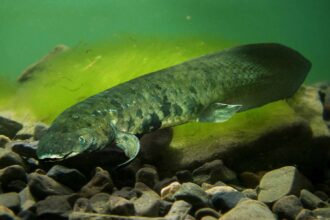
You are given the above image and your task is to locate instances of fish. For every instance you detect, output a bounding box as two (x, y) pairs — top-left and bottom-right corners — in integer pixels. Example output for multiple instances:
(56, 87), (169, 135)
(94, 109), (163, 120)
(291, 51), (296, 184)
(37, 43), (311, 167)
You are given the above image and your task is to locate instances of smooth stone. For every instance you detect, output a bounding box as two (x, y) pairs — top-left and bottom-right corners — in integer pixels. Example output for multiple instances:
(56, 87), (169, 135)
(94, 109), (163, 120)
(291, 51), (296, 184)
(239, 171), (260, 188)
(272, 195), (303, 220)
(0, 165), (27, 192)
(211, 188), (246, 211)
(154, 177), (177, 194)
(173, 182), (209, 209)
(205, 185), (236, 197)
(28, 172), (74, 200)
(33, 122), (48, 140)
(133, 182), (161, 217)
(160, 181), (181, 200)
(219, 199), (276, 220)
(108, 195), (135, 216)
(195, 207), (220, 219)
(10, 141), (38, 158)
(300, 189), (328, 209)
(19, 187), (36, 211)
(165, 200), (191, 219)
(35, 195), (72, 219)
(73, 197), (92, 212)
(79, 167), (113, 198)
(176, 170), (193, 183)
(14, 123), (34, 140)
(136, 166), (159, 189)
(89, 193), (111, 214)
(159, 200), (172, 216)
(17, 210), (37, 220)
(7, 180), (27, 193)
(258, 166), (312, 204)
(0, 148), (25, 169)
(0, 116), (23, 139)
(0, 205), (18, 220)
(0, 192), (20, 213)
(112, 187), (137, 200)
(314, 191), (328, 201)
(47, 165), (87, 191)
(242, 188), (257, 200)
(295, 209), (316, 220)
(312, 207), (330, 218)
(0, 135), (10, 148)
(70, 212), (167, 219)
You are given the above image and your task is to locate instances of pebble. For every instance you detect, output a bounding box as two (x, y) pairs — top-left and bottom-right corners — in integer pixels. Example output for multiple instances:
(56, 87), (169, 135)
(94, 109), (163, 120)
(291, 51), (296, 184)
(10, 141), (38, 158)
(35, 195), (72, 219)
(14, 124), (34, 140)
(47, 165), (87, 191)
(136, 166), (159, 189)
(0, 135), (10, 148)
(0, 192), (20, 213)
(272, 195), (303, 220)
(160, 181), (181, 200)
(195, 207), (220, 219)
(295, 208), (316, 220)
(133, 182), (161, 217)
(19, 187), (36, 211)
(176, 170), (193, 183)
(108, 195), (135, 215)
(73, 197), (91, 212)
(0, 148), (25, 169)
(28, 172), (74, 200)
(0, 116), (23, 139)
(33, 122), (48, 140)
(312, 207), (330, 219)
(219, 199), (276, 220)
(210, 187), (246, 211)
(154, 176), (177, 193)
(89, 193), (111, 214)
(242, 188), (257, 200)
(159, 200), (172, 216)
(112, 186), (138, 200)
(0, 205), (18, 220)
(314, 190), (328, 201)
(257, 166), (312, 203)
(300, 189), (328, 209)
(17, 210), (36, 220)
(239, 171), (260, 188)
(79, 167), (113, 198)
(173, 182), (209, 209)
(0, 165), (27, 192)
(165, 200), (191, 219)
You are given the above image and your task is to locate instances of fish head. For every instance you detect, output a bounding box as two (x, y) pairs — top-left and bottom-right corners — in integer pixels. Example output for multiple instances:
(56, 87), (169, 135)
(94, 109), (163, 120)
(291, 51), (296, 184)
(37, 115), (114, 161)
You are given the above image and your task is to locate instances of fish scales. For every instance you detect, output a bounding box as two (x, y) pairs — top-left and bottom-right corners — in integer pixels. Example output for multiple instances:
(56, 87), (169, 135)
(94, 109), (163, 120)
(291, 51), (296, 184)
(37, 43), (311, 166)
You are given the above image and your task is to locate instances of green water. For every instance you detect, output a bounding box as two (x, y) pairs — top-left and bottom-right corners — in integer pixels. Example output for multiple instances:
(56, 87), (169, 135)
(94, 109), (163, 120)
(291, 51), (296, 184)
(1, 0), (329, 83)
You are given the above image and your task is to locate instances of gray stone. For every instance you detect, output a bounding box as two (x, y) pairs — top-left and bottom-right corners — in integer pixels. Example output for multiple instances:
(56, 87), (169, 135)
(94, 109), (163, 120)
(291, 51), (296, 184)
(89, 193), (111, 214)
(47, 165), (87, 191)
(0, 148), (25, 169)
(19, 187), (36, 211)
(0, 116), (22, 139)
(154, 177), (178, 194)
(210, 187), (246, 211)
(173, 182), (209, 209)
(0, 192), (20, 213)
(70, 212), (166, 220)
(295, 209), (317, 220)
(258, 166), (312, 203)
(272, 195), (303, 220)
(33, 122), (48, 140)
(242, 188), (257, 200)
(314, 191), (328, 201)
(165, 200), (191, 219)
(133, 182), (161, 217)
(176, 170), (193, 183)
(0, 135), (10, 148)
(17, 210), (37, 220)
(14, 123), (34, 140)
(195, 207), (220, 219)
(0, 205), (19, 220)
(10, 140), (38, 158)
(112, 187), (137, 200)
(73, 197), (91, 212)
(28, 172), (74, 200)
(136, 166), (159, 189)
(108, 195), (135, 216)
(300, 189), (328, 209)
(79, 167), (113, 198)
(0, 165), (27, 192)
(35, 195), (72, 219)
(239, 171), (260, 188)
(160, 181), (181, 201)
(159, 200), (172, 216)
(219, 199), (276, 220)
(312, 207), (330, 219)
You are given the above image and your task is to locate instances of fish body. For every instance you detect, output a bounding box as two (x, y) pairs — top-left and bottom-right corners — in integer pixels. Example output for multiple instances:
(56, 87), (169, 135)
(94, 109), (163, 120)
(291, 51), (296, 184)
(37, 43), (311, 166)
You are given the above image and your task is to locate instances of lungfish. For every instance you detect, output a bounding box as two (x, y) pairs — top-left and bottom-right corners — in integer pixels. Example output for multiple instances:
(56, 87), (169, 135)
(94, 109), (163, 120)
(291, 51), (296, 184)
(37, 43), (311, 166)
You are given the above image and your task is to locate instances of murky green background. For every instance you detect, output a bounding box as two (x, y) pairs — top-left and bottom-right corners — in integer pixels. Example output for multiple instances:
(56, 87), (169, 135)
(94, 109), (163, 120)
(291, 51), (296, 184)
(0, 0), (329, 83)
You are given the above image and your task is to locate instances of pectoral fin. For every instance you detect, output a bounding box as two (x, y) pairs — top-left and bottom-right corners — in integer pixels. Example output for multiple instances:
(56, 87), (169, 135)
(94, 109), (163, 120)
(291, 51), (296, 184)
(197, 103), (242, 123)
(115, 132), (140, 168)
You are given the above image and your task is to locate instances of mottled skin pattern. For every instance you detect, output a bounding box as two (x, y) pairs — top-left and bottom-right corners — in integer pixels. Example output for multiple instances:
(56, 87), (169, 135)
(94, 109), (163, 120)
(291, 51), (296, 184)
(37, 43), (311, 162)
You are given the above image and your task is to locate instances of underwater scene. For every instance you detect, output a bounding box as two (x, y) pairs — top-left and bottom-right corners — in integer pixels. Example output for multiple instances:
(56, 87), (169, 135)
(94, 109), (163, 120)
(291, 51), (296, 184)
(0, 1), (330, 219)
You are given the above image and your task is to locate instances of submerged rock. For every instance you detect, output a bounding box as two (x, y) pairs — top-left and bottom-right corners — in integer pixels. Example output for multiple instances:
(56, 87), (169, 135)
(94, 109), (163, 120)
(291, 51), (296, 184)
(0, 116), (22, 139)
(173, 182), (209, 209)
(272, 195), (303, 220)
